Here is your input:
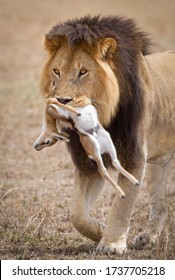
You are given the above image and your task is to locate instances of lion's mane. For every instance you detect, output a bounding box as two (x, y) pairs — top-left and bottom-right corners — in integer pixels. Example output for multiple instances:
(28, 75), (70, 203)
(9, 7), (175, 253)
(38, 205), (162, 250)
(45, 16), (152, 171)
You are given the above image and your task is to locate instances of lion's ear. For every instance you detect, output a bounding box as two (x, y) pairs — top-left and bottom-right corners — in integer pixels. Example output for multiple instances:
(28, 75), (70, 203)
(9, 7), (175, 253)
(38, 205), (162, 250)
(44, 35), (61, 55)
(98, 38), (117, 59)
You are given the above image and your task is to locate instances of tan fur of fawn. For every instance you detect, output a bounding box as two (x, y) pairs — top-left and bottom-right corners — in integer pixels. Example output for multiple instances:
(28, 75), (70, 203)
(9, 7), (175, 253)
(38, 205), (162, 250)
(33, 102), (70, 151)
(47, 97), (139, 198)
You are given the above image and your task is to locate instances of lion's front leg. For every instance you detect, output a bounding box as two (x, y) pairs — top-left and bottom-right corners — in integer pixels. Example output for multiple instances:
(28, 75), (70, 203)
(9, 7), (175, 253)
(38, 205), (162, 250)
(97, 162), (146, 255)
(70, 170), (105, 242)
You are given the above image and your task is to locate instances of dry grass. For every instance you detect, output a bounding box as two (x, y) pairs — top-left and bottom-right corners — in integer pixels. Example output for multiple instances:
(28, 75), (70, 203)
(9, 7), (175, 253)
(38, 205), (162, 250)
(0, 0), (175, 259)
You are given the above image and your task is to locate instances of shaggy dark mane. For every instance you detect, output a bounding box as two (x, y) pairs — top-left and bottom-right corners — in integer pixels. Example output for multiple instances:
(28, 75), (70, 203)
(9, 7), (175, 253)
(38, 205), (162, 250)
(47, 15), (151, 55)
(46, 15), (152, 170)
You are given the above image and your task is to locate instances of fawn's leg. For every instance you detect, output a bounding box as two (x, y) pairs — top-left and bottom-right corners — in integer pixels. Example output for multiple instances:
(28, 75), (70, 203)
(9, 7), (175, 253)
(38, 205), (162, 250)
(112, 159), (139, 186)
(106, 134), (139, 185)
(93, 152), (125, 198)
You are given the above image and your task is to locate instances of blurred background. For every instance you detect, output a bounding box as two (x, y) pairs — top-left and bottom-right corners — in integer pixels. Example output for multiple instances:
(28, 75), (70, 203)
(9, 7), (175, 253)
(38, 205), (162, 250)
(0, 0), (175, 259)
(1, 0), (175, 84)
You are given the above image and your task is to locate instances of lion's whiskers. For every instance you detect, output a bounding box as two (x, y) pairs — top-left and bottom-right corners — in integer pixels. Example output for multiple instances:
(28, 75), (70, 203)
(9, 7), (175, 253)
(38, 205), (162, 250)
(92, 98), (109, 121)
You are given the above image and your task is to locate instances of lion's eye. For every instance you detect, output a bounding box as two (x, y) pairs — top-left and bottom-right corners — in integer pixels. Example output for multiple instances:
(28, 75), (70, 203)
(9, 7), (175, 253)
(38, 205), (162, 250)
(53, 69), (60, 77)
(79, 69), (88, 77)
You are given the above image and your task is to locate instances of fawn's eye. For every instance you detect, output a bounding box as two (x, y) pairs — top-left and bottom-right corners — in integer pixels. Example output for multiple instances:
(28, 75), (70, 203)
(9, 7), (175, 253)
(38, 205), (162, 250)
(52, 80), (56, 87)
(53, 68), (60, 77)
(79, 69), (88, 77)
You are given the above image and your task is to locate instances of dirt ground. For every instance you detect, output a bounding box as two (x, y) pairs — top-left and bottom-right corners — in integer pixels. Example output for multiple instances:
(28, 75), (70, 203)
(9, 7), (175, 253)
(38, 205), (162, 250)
(0, 0), (175, 260)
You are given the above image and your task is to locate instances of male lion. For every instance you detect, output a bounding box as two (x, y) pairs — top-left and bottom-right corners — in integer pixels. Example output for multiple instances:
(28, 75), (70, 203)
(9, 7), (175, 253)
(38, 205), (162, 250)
(38, 15), (175, 254)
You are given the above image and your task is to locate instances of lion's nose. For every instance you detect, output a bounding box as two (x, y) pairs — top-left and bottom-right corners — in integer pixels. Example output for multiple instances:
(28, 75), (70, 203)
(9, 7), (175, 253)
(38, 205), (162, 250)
(56, 97), (73, 104)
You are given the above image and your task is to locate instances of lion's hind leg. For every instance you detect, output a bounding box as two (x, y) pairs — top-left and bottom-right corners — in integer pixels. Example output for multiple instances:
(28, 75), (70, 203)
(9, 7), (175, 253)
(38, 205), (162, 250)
(133, 153), (173, 248)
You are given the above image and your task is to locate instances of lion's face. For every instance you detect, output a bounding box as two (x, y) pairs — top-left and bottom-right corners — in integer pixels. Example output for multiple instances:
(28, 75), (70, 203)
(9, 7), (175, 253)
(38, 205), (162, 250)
(41, 38), (120, 126)
(48, 43), (100, 101)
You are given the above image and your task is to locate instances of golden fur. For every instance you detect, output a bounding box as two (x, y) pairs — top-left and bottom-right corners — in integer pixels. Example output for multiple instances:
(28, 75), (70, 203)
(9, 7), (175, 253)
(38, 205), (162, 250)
(37, 16), (175, 254)
(41, 39), (119, 127)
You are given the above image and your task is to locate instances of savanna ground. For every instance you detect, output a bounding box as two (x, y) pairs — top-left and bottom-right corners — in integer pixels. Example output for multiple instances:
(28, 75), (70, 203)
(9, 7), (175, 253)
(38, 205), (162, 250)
(0, 0), (175, 260)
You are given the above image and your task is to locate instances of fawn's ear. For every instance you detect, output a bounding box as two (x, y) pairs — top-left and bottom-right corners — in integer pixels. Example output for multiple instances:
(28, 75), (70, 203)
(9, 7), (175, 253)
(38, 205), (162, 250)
(98, 38), (117, 59)
(53, 133), (70, 142)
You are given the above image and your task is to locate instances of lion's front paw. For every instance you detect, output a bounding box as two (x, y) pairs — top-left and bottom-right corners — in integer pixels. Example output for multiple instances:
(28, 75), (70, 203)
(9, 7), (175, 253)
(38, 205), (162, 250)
(96, 235), (127, 255)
